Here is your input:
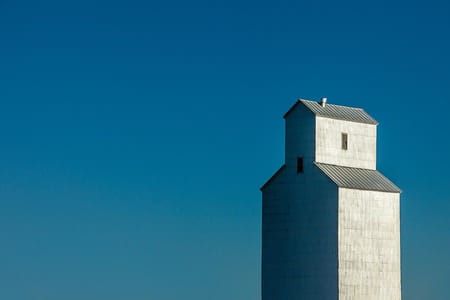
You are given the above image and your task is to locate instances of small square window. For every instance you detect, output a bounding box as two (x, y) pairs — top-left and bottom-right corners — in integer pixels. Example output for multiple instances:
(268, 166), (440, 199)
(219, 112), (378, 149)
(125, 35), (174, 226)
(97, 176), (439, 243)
(297, 157), (304, 174)
(342, 133), (348, 150)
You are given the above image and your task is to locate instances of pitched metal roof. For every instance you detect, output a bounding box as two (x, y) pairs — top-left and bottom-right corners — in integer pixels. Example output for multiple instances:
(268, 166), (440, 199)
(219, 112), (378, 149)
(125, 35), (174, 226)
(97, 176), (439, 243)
(293, 99), (378, 125)
(315, 162), (401, 193)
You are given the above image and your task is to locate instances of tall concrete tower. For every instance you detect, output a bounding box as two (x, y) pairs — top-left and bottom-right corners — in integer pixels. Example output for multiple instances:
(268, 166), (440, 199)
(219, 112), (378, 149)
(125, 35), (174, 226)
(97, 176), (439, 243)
(261, 99), (401, 299)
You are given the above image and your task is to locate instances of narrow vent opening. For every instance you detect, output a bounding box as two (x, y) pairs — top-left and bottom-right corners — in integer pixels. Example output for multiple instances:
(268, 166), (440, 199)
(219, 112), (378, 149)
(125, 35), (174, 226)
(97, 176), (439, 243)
(297, 157), (304, 174)
(342, 133), (348, 150)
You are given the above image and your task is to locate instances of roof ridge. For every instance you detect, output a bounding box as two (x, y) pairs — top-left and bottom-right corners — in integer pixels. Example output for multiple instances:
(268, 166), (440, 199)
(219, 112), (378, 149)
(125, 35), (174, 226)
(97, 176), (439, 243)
(299, 99), (365, 111)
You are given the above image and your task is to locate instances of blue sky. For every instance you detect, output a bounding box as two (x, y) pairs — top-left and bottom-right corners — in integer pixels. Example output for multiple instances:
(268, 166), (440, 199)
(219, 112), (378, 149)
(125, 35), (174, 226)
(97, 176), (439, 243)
(0, 0), (449, 299)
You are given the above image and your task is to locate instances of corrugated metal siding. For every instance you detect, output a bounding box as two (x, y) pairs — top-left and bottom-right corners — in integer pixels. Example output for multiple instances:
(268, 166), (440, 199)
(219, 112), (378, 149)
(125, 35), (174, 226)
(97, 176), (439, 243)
(300, 99), (378, 125)
(315, 162), (401, 193)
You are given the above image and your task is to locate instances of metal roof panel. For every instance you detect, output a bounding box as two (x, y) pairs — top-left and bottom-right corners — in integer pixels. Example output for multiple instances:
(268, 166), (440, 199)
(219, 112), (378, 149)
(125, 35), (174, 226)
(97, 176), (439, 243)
(315, 162), (401, 193)
(299, 99), (378, 125)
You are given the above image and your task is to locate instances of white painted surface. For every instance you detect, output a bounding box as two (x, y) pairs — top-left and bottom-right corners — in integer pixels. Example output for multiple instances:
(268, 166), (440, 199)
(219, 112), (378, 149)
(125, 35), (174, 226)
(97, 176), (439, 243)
(315, 117), (377, 169)
(338, 188), (401, 300)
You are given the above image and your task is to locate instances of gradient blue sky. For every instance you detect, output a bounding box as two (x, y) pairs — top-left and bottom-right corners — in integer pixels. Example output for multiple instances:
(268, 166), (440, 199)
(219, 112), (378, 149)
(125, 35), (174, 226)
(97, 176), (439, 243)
(1, 0), (449, 299)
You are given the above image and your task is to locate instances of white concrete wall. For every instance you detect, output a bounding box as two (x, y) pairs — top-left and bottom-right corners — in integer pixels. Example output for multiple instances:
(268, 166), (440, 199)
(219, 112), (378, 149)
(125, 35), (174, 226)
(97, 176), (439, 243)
(315, 117), (377, 169)
(338, 188), (401, 300)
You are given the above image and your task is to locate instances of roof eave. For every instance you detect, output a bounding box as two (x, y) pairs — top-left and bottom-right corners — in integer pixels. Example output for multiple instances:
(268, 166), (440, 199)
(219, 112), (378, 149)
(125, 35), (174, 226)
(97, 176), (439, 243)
(337, 186), (402, 193)
(314, 162), (402, 193)
(315, 115), (379, 125)
(260, 164), (286, 191)
(283, 99), (302, 119)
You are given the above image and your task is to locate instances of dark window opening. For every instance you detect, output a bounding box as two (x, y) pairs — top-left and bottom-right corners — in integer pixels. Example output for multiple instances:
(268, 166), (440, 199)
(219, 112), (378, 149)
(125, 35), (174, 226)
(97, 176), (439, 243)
(297, 157), (304, 174)
(342, 133), (348, 150)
